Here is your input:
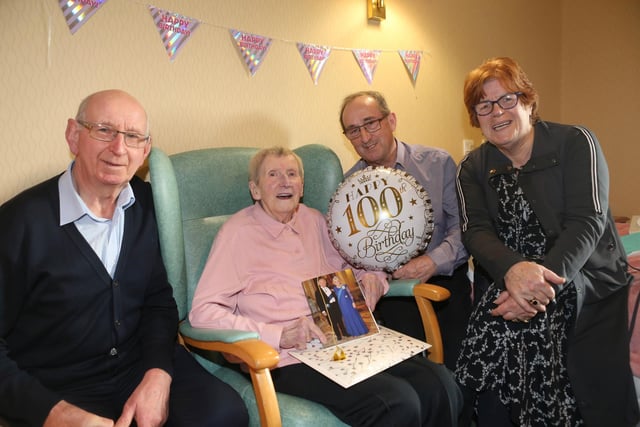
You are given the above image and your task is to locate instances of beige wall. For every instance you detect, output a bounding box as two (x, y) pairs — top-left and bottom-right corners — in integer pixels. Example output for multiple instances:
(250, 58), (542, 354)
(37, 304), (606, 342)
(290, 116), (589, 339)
(561, 0), (640, 218)
(0, 0), (637, 216)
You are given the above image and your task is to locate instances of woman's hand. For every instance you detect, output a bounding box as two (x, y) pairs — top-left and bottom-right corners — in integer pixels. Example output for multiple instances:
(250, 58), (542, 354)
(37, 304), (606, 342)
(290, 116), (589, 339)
(280, 316), (327, 350)
(492, 261), (564, 321)
(491, 290), (537, 321)
(359, 273), (386, 311)
(504, 261), (563, 311)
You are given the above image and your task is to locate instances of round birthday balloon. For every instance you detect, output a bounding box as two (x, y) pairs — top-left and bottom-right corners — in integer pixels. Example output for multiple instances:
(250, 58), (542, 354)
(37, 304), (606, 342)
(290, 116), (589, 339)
(327, 167), (434, 272)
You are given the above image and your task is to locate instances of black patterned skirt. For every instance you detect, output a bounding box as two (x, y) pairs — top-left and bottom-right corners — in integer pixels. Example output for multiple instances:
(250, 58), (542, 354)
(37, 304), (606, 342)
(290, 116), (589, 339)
(455, 284), (583, 426)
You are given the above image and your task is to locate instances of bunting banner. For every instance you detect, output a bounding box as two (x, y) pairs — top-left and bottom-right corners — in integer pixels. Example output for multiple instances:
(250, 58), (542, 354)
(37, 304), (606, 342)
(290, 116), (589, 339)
(54, 2), (429, 86)
(352, 49), (382, 85)
(398, 50), (423, 85)
(148, 6), (200, 62)
(229, 30), (273, 76)
(297, 43), (332, 85)
(58, 0), (109, 34)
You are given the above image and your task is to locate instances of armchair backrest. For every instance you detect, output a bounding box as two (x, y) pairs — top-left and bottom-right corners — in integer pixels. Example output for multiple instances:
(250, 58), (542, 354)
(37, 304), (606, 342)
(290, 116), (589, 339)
(148, 144), (344, 320)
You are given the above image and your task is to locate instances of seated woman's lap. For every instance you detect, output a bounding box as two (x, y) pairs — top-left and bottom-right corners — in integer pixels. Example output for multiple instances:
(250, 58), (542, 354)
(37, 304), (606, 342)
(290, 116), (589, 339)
(271, 356), (455, 427)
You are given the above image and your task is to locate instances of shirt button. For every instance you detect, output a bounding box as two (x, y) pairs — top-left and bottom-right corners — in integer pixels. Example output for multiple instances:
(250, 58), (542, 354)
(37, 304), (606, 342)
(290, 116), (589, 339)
(113, 281), (119, 288)
(109, 347), (118, 356)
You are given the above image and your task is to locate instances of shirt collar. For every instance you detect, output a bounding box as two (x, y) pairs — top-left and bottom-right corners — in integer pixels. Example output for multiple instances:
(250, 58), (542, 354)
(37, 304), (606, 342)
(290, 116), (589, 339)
(251, 202), (302, 238)
(393, 139), (409, 171)
(58, 162), (135, 226)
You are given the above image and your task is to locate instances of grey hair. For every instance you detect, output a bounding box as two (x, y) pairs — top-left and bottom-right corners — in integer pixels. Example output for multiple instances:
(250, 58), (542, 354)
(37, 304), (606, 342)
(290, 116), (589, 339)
(248, 146), (304, 184)
(339, 90), (391, 130)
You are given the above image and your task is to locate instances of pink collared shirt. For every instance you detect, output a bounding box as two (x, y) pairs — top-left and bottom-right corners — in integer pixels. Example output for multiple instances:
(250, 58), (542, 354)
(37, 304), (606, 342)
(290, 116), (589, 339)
(190, 202), (389, 367)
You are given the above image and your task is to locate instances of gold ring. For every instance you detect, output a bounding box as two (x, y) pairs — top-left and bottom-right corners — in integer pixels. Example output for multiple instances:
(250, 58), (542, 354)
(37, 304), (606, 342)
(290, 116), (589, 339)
(529, 298), (539, 306)
(522, 319), (529, 323)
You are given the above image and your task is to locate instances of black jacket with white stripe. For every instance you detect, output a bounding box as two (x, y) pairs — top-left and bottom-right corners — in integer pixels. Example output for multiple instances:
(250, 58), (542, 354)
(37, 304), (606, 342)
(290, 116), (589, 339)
(456, 120), (638, 426)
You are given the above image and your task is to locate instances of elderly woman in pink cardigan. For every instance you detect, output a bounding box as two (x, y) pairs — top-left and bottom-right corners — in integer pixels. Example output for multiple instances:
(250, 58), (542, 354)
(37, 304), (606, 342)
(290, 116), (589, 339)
(189, 146), (462, 427)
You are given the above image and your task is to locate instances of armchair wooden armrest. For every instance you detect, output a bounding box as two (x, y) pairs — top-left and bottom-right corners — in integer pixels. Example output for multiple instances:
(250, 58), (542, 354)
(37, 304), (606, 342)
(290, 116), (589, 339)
(413, 284), (450, 364)
(179, 321), (281, 427)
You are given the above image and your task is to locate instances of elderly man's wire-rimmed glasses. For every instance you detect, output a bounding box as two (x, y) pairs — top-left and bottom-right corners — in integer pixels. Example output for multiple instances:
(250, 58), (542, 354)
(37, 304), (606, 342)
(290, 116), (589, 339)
(343, 114), (389, 140)
(77, 120), (150, 148)
(473, 92), (523, 116)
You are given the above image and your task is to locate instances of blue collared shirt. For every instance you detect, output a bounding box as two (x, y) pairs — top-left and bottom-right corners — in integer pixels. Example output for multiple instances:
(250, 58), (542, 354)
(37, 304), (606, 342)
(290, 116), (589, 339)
(58, 162), (135, 277)
(345, 140), (468, 275)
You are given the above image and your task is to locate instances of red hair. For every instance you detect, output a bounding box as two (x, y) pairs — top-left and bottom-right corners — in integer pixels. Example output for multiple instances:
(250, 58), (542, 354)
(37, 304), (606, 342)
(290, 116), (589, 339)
(463, 57), (539, 128)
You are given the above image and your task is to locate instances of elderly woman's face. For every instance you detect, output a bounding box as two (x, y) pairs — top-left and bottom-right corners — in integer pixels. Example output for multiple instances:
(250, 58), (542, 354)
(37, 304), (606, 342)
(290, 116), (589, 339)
(477, 79), (533, 152)
(249, 154), (303, 223)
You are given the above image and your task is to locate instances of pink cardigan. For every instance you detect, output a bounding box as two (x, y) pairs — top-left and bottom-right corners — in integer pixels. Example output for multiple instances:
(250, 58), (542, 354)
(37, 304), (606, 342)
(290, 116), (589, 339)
(189, 203), (389, 367)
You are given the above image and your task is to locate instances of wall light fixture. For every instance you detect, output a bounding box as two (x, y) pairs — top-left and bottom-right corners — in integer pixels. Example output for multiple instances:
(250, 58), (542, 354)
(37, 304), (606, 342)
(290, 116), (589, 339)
(367, 0), (386, 21)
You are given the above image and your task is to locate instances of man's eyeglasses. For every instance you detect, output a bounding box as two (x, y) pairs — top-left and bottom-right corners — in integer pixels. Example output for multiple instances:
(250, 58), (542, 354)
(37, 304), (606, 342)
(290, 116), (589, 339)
(473, 92), (523, 116)
(77, 120), (150, 148)
(343, 114), (389, 140)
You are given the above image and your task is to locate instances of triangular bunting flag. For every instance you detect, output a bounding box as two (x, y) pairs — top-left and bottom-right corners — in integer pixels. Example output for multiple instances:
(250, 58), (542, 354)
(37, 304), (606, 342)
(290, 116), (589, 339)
(352, 49), (382, 85)
(398, 50), (423, 86)
(296, 43), (331, 85)
(58, 0), (109, 34)
(229, 30), (273, 76)
(148, 6), (200, 62)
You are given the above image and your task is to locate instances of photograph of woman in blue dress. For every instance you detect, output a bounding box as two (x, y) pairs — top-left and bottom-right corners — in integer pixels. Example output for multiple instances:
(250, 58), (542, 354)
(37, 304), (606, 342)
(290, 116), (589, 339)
(332, 275), (368, 336)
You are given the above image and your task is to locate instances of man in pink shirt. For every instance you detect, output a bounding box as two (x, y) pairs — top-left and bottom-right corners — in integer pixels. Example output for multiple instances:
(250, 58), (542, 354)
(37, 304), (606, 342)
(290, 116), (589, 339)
(190, 146), (462, 426)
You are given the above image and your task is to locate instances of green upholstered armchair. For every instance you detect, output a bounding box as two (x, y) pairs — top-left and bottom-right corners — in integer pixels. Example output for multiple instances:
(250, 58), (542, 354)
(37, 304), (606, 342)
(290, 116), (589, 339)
(148, 144), (450, 427)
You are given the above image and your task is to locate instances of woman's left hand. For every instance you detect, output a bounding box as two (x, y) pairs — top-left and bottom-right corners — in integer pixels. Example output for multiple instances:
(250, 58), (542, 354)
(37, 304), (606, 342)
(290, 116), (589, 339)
(491, 290), (538, 321)
(359, 273), (385, 311)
